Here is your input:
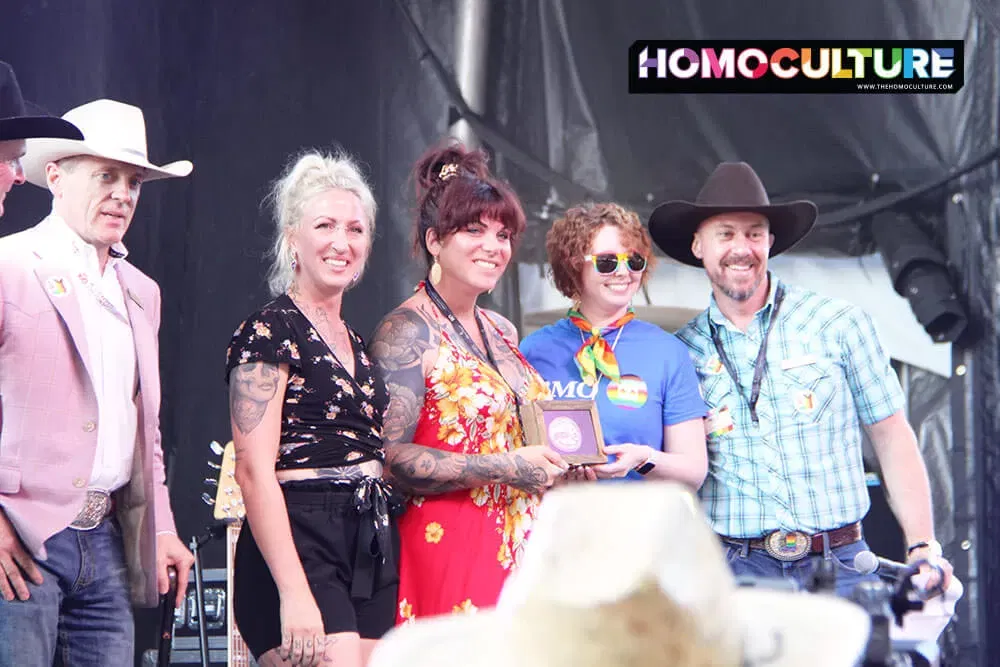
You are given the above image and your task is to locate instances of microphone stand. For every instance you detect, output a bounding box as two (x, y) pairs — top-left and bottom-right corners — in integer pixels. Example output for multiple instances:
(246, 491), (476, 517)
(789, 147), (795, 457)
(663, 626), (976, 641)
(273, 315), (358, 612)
(189, 524), (227, 667)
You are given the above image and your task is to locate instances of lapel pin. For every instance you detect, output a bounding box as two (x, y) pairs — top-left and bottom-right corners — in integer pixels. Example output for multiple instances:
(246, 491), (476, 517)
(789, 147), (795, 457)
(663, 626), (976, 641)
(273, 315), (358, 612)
(45, 276), (71, 297)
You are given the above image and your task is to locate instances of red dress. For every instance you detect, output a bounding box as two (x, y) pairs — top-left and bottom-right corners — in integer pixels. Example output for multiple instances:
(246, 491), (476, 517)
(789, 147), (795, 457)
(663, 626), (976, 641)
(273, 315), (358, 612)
(395, 316), (551, 624)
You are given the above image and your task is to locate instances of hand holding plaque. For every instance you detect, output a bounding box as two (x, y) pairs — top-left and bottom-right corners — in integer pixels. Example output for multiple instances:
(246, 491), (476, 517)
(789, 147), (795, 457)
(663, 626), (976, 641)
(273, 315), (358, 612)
(519, 400), (607, 466)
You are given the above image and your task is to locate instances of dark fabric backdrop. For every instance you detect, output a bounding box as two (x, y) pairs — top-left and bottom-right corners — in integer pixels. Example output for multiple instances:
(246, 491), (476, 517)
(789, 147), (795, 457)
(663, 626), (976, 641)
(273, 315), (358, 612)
(3, 2), (997, 665)
(2, 5), (461, 657)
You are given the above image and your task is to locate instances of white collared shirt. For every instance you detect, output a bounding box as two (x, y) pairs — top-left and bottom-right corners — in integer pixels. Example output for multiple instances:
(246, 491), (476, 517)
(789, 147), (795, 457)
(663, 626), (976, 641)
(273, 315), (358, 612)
(41, 214), (138, 493)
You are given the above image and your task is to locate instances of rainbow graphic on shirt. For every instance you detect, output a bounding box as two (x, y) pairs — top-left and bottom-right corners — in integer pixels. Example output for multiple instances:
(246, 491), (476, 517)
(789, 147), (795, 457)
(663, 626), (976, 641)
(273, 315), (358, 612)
(704, 354), (723, 375)
(607, 375), (648, 409)
(793, 389), (816, 413)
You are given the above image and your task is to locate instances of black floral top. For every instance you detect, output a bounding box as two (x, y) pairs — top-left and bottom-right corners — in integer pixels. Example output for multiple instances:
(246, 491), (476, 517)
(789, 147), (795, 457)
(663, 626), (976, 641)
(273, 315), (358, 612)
(224, 295), (389, 470)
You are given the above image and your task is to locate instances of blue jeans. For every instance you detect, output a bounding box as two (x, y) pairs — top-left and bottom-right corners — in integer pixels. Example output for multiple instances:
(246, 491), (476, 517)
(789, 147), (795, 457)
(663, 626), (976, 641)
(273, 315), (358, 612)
(723, 537), (880, 599)
(0, 519), (134, 666)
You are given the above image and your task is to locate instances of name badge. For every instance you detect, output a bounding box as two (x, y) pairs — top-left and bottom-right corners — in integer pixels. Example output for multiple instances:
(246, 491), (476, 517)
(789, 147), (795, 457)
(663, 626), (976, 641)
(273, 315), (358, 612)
(781, 354), (817, 370)
(705, 405), (735, 439)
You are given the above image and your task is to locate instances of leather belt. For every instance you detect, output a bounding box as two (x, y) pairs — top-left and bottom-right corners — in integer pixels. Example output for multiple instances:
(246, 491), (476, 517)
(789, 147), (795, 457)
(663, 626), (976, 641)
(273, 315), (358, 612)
(69, 489), (115, 531)
(721, 522), (862, 562)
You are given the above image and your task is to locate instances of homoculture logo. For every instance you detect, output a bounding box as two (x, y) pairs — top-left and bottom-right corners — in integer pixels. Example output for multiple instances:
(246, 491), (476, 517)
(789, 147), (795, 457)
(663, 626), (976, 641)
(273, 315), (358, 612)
(628, 41), (963, 94)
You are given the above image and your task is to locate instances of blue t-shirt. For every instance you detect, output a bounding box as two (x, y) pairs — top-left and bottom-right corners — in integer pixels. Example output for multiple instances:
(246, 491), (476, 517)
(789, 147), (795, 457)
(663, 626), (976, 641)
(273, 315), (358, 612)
(520, 317), (707, 480)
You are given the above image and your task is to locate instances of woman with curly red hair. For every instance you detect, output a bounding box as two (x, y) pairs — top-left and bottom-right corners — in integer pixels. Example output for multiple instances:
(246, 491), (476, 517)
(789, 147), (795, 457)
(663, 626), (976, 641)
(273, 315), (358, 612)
(520, 202), (708, 487)
(368, 141), (567, 624)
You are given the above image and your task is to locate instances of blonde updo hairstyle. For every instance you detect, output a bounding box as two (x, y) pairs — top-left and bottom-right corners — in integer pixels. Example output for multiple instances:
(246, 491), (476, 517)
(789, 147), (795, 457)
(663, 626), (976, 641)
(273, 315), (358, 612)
(265, 150), (378, 296)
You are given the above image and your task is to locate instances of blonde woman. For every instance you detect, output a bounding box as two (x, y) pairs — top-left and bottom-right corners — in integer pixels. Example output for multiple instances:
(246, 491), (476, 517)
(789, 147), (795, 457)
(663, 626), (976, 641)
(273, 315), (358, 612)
(225, 151), (398, 666)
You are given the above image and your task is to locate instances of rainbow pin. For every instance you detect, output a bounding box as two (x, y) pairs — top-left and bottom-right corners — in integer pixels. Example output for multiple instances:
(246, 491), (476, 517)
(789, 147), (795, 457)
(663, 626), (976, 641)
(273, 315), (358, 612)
(46, 276), (70, 297)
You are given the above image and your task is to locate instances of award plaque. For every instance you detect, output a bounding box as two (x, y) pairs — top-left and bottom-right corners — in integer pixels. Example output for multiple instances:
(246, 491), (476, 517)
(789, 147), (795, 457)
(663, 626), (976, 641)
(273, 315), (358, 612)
(519, 399), (607, 465)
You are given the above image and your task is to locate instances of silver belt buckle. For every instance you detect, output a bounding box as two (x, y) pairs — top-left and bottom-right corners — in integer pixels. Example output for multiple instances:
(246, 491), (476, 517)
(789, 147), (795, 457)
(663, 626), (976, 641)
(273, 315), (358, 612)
(70, 489), (112, 531)
(764, 530), (811, 561)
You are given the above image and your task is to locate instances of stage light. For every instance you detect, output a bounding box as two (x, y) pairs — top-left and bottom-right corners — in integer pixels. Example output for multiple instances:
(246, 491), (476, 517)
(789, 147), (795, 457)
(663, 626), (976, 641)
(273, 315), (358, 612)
(871, 211), (968, 343)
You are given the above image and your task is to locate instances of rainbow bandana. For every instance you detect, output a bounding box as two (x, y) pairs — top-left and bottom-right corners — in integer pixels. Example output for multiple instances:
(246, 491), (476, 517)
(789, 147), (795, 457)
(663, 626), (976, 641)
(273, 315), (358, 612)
(568, 308), (635, 386)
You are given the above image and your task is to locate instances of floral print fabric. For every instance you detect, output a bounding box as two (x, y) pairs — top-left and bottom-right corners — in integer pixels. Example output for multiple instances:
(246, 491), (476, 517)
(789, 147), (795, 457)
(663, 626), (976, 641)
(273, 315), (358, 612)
(395, 316), (551, 624)
(225, 295), (389, 469)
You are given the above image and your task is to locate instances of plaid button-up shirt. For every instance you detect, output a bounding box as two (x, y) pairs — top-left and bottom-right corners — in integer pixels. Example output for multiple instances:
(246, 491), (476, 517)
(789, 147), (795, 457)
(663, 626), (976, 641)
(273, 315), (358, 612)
(676, 275), (904, 538)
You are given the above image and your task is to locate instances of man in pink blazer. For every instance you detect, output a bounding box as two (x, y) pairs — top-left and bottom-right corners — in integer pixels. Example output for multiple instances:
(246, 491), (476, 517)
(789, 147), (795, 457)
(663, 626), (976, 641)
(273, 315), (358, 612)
(0, 98), (195, 665)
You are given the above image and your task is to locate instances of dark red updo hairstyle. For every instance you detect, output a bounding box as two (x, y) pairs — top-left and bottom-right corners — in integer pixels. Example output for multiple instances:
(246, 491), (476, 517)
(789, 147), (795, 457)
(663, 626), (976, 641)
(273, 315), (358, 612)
(412, 139), (527, 267)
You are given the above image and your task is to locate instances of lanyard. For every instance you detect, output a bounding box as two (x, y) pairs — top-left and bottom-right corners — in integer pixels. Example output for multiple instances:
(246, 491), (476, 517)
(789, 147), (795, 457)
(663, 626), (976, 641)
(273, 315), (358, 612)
(424, 282), (528, 435)
(424, 281), (501, 372)
(79, 272), (130, 327)
(709, 284), (785, 425)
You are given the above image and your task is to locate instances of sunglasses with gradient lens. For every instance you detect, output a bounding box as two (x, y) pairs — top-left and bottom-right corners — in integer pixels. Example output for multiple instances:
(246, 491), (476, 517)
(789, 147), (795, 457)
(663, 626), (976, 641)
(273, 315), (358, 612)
(585, 252), (647, 274)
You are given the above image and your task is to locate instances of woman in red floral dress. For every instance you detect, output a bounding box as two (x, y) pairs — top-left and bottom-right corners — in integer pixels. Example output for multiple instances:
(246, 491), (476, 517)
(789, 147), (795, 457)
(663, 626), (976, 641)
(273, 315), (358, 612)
(369, 141), (569, 623)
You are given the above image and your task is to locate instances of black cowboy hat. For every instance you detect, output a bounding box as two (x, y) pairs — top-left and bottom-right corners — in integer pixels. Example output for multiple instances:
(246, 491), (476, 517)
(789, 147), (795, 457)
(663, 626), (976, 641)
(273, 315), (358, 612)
(0, 61), (83, 142)
(647, 162), (818, 267)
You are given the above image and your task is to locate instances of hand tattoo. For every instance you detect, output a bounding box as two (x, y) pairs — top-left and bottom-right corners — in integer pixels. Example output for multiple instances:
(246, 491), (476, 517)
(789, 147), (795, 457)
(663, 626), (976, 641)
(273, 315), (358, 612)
(229, 362), (279, 434)
(322, 635), (339, 661)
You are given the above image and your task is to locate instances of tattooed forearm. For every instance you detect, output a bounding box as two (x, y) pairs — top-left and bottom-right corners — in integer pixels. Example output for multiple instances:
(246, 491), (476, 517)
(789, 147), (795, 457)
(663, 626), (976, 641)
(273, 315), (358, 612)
(386, 444), (511, 494)
(509, 452), (550, 495)
(229, 362), (280, 435)
(385, 444), (551, 495)
(371, 304), (544, 496)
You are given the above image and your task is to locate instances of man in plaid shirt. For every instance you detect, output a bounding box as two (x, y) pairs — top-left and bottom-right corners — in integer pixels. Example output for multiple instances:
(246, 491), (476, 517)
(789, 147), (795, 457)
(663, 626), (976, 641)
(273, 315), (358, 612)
(647, 162), (953, 597)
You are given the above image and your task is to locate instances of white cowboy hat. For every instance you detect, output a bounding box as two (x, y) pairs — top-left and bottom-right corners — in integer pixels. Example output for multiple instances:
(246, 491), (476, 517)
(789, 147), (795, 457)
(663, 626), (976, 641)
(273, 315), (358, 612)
(371, 483), (871, 667)
(21, 98), (192, 187)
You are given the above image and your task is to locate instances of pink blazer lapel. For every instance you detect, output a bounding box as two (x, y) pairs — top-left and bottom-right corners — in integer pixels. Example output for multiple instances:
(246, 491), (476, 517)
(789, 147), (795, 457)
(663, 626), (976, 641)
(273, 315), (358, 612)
(32, 265), (93, 381)
(115, 268), (156, 399)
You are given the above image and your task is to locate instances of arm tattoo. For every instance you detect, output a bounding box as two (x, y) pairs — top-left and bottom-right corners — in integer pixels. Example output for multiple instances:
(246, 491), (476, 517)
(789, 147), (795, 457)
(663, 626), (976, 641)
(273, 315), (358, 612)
(510, 452), (549, 494)
(370, 305), (546, 495)
(482, 311), (528, 397)
(488, 311), (520, 345)
(386, 446), (507, 494)
(229, 362), (280, 435)
(369, 306), (435, 444)
(385, 444), (552, 495)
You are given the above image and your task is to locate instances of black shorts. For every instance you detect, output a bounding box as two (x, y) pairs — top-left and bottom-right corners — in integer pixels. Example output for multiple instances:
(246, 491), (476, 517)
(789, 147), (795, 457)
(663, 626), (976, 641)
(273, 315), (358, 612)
(232, 481), (400, 660)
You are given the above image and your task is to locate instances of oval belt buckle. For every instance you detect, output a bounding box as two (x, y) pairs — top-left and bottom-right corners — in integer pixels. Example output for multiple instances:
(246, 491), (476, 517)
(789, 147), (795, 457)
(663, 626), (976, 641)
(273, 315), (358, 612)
(764, 530), (810, 561)
(70, 489), (111, 531)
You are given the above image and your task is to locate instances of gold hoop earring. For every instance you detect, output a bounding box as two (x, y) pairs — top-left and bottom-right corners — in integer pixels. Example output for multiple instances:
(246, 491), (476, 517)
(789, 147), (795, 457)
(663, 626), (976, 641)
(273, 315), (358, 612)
(429, 259), (442, 286)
